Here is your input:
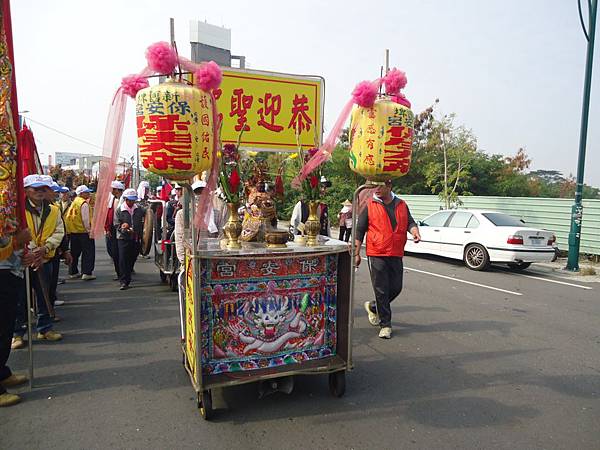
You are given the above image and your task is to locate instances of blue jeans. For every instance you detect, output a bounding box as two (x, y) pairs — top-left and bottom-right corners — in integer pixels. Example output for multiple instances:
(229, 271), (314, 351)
(14, 265), (54, 335)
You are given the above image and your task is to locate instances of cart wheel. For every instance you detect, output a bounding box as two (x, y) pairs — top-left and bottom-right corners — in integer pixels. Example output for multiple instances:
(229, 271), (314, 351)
(199, 390), (213, 420)
(328, 371), (346, 398)
(159, 270), (167, 283)
(169, 274), (178, 292)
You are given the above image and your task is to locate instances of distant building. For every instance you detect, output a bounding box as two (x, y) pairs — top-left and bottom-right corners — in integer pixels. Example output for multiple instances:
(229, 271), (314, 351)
(54, 151), (93, 167)
(54, 152), (102, 176)
(190, 20), (245, 68)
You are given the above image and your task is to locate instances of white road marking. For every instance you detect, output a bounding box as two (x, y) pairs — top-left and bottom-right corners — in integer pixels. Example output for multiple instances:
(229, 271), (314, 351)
(405, 267), (523, 296)
(509, 272), (593, 290)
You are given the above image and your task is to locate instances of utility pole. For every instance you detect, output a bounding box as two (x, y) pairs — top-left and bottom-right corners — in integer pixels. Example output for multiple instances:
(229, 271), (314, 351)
(567, 0), (597, 271)
(170, 17), (175, 45)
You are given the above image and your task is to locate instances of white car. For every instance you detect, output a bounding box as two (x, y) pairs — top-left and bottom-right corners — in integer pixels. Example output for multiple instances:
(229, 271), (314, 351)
(405, 209), (557, 271)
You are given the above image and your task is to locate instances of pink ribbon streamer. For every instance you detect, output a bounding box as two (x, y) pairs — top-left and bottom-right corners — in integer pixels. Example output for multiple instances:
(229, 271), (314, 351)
(90, 89), (128, 239)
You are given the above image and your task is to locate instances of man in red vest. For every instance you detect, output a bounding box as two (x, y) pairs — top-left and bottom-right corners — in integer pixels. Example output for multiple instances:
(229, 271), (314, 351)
(354, 180), (421, 339)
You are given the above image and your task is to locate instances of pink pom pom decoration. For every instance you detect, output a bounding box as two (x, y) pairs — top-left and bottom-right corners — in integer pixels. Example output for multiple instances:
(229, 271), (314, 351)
(121, 74), (149, 98)
(384, 68), (407, 95)
(352, 80), (378, 108)
(195, 61), (223, 92)
(145, 41), (178, 74)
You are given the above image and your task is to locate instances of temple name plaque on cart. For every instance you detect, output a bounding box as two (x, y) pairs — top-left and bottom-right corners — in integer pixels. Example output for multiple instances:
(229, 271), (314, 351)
(200, 254), (338, 374)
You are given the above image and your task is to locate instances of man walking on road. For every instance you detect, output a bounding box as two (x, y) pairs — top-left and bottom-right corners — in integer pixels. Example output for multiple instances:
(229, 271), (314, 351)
(116, 188), (146, 290)
(354, 180), (421, 339)
(65, 184), (95, 280)
(105, 180), (125, 281)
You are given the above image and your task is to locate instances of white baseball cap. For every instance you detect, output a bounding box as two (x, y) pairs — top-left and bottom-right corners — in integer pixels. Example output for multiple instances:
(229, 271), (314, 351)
(23, 174), (53, 188)
(191, 180), (206, 191)
(75, 185), (92, 195)
(123, 188), (138, 200)
(111, 180), (125, 190)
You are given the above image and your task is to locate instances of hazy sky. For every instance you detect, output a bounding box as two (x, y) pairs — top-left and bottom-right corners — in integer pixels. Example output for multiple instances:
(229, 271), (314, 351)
(11, 0), (600, 187)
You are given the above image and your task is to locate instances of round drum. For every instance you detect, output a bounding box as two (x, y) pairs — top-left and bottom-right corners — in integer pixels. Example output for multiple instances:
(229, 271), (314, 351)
(141, 208), (155, 256)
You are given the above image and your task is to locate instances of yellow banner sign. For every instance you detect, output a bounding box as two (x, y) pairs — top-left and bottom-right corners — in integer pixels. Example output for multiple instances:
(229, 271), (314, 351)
(213, 69), (324, 151)
(185, 252), (197, 384)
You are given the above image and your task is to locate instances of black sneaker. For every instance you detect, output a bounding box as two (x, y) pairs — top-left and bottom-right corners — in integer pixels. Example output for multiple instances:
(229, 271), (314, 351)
(119, 284), (129, 291)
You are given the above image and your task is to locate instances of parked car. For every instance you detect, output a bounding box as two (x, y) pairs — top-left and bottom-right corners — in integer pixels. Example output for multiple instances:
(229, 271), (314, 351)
(405, 209), (557, 271)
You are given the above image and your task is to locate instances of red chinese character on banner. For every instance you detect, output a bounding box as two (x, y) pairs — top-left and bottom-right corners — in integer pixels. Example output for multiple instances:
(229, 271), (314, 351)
(257, 93), (284, 132)
(201, 132), (211, 143)
(288, 94), (312, 133)
(368, 108), (376, 119)
(364, 154), (375, 165)
(230, 88), (253, 131)
(141, 151), (192, 171)
(383, 125), (413, 173)
(137, 114), (190, 133)
(141, 131), (192, 144)
(384, 125), (412, 148)
(366, 139), (375, 150)
(201, 114), (210, 126)
(366, 124), (376, 135)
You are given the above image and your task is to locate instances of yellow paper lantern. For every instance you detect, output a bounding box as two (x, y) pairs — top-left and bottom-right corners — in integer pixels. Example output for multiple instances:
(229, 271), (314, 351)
(348, 98), (414, 181)
(136, 80), (214, 180)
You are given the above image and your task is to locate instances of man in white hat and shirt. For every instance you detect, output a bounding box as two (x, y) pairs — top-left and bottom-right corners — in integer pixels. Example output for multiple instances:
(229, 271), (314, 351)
(105, 180), (125, 280)
(64, 185), (95, 280)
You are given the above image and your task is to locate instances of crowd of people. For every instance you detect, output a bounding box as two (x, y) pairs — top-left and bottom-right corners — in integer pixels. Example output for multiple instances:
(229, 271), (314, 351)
(0, 174), (99, 407)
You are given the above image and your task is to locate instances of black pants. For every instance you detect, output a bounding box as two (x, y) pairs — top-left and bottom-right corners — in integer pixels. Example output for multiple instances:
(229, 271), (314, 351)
(106, 233), (120, 277)
(368, 256), (404, 328)
(69, 233), (95, 276)
(338, 226), (351, 242)
(118, 239), (139, 285)
(0, 271), (21, 394)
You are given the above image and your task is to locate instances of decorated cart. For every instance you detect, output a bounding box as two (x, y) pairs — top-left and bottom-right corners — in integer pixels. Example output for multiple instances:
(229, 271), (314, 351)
(91, 40), (414, 419)
(181, 235), (351, 418)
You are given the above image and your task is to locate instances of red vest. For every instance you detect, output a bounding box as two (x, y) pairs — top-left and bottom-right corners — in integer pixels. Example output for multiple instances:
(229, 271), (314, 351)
(366, 199), (408, 257)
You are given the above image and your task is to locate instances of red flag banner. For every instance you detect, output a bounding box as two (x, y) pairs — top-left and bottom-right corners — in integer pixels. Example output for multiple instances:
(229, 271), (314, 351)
(0, 0), (21, 239)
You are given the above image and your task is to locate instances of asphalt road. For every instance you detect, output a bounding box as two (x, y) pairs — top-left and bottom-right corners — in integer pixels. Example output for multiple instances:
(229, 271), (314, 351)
(2, 243), (599, 449)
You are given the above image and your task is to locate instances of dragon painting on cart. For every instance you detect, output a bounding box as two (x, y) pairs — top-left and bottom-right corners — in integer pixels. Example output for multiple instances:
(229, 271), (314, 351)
(199, 254), (338, 374)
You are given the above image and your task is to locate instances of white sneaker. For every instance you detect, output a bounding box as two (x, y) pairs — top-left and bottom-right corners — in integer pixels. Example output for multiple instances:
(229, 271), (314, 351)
(54, 300), (65, 306)
(364, 301), (380, 326)
(378, 327), (392, 339)
(81, 274), (96, 281)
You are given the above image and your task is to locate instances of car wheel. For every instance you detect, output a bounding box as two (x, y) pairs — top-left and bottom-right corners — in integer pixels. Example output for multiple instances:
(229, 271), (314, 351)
(464, 244), (490, 271)
(507, 262), (531, 271)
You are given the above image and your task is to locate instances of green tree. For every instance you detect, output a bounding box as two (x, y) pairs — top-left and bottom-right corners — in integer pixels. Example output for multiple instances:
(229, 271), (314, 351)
(142, 171), (160, 190)
(420, 114), (478, 208)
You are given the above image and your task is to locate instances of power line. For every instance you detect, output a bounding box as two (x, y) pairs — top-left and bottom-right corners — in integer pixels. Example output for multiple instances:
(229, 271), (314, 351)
(22, 116), (104, 151)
